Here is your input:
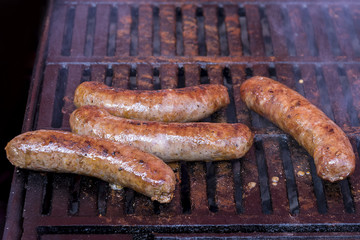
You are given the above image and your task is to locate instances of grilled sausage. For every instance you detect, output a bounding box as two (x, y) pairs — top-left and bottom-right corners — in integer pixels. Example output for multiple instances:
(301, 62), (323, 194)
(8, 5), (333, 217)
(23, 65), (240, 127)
(5, 130), (176, 203)
(70, 106), (254, 162)
(240, 76), (355, 182)
(73, 81), (230, 122)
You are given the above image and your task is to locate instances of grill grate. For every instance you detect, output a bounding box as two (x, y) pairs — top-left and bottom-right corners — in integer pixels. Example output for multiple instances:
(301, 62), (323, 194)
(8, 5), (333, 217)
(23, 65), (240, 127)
(4, 0), (360, 239)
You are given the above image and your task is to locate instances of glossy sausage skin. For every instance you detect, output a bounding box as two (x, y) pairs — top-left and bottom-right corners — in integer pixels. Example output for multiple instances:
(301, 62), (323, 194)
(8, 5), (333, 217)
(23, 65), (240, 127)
(73, 81), (230, 122)
(5, 130), (175, 203)
(70, 106), (254, 162)
(240, 76), (355, 182)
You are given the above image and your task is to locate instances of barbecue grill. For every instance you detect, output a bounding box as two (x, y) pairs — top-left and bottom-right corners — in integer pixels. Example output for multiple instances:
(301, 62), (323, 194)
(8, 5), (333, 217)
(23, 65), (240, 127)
(4, 0), (360, 239)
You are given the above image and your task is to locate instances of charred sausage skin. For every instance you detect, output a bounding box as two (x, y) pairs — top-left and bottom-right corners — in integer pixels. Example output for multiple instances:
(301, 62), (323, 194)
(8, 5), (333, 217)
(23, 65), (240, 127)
(73, 81), (230, 122)
(5, 130), (175, 203)
(240, 76), (355, 182)
(70, 106), (254, 162)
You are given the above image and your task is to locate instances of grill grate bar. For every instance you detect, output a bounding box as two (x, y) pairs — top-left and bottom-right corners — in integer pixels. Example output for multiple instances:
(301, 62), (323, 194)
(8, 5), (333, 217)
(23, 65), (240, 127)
(93, 5), (111, 56)
(159, 5), (176, 56)
(224, 5), (242, 56)
(116, 5), (131, 56)
(138, 5), (153, 56)
(182, 5), (198, 56)
(203, 5), (220, 56)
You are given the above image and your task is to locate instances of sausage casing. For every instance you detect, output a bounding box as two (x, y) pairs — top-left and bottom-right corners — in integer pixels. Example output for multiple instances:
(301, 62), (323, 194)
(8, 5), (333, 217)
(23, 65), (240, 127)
(70, 106), (254, 161)
(73, 81), (230, 122)
(5, 130), (176, 203)
(240, 76), (355, 182)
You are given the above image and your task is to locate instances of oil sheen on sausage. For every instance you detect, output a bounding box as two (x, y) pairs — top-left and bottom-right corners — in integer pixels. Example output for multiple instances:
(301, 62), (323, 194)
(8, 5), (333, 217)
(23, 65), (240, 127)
(70, 106), (254, 162)
(73, 81), (230, 122)
(5, 130), (175, 203)
(240, 76), (355, 182)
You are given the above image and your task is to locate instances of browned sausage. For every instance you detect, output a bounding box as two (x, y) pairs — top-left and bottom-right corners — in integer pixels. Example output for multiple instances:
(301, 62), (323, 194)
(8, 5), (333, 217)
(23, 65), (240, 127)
(240, 76), (355, 182)
(73, 81), (230, 122)
(5, 130), (176, 203)
(70, 106), (254, 162)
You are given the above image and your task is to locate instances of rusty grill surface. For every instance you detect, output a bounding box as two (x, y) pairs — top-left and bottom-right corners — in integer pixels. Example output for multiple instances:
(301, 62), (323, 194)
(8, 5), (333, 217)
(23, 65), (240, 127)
(4, 0), (360, 239)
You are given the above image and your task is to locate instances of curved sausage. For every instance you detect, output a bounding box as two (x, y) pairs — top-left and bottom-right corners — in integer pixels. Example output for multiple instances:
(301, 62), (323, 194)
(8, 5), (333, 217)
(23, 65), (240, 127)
(240, 76), (355, 182)
(70, 106), (254, 162)
(5, 130), (176, 203)
(73, 81), (230, 122)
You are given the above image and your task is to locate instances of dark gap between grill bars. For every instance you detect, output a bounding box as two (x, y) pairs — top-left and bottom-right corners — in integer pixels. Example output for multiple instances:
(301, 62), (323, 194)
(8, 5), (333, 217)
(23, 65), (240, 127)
(177, 66), (185, 88)
(81, 67), (91, 83)
(281, 5), (296, 57)
(51, 67), (68, 128)
(307, 153), (327, 214)
(344, 5), (360, 57)
(153, 6), (160, 56)
(41, 173), (54, 215)
(315, 65), (335, 122)
(254, 139), (273, 214)
(153, 67), (161, 90)
(268, 63), (277, 80)
(279, 137), (300, 215)
(238, 5), (250, 56)
(68, 175), (81, 215)
(61, 6), (75, 56)
(321, 5), (342, 57)
(223, 67), (243, 214)
(84, 6), (96, 57)
(337, 65), (360, 127)
(130, 6), (139, 56)
(97, 181), (109, 216)
(301, 5), (319, 57)
(259, 5), (274, 57)
(293, 64), (306, 97)
(176, 7), (184, 56)
(107, 6), (117, 57)
(104, 66), (114, 86)
(196, 7), (207, 56)
(217, 7), (229, 56)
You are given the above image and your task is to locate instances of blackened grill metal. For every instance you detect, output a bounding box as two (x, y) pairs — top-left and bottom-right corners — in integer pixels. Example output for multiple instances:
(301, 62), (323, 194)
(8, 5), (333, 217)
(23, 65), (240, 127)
(4, 0), (360, 239)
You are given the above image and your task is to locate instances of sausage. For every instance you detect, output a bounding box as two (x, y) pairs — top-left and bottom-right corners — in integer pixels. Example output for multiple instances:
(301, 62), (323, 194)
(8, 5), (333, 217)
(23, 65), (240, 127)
(73, 81), (230, 122)
(70, 106), (254, 162)
(5, 130), (176, 203)
(240, 76), (355, 182)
